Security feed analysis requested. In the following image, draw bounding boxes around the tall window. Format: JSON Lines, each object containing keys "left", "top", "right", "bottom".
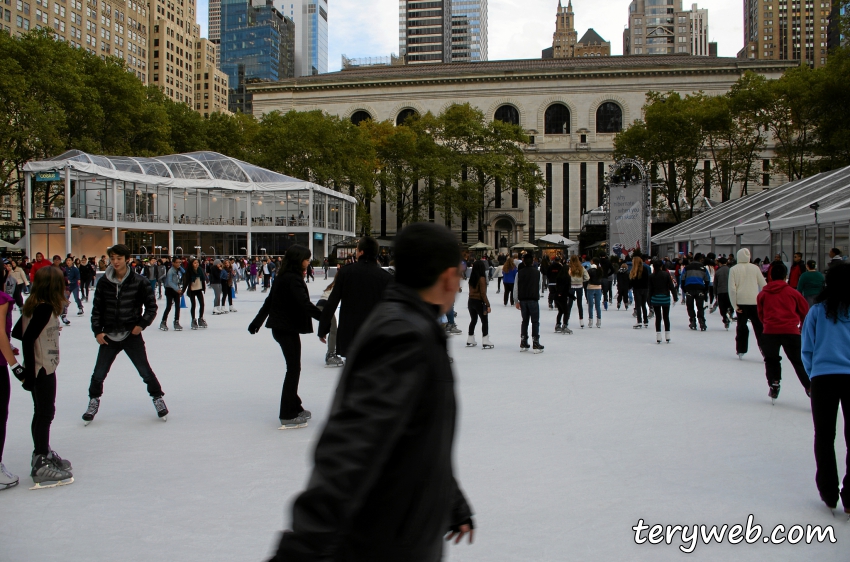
{"left": 544, "top": 103, "right": 570, "bottom": 135}
{"left": 494, "top": 105, "right": 520, "bottom": 126}
{"left": 350, "top": 110, "right": 372, "bottom": 126}
{"left": 396, "top": 108, "right": 418, "bottom": 126}
{"left": 596, "top": 102, "right": 623, "bottom": 133}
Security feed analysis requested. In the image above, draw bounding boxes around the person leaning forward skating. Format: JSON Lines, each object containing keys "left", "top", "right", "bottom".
{"left": 267, "top": 222, "right": 474, "bottom": 562}
{"left": 83, "top": 244, "right": 167, "bottom": 425}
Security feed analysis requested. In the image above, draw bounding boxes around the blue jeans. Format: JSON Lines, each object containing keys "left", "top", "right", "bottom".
{"left": 88, "top": 334, "right": 163, "bottom": 398}
{"left": 446, "top": 303, "right": 456, "bottom": 325}
{"left": 520, "top": 300, "right": 540, "bottom": 340}
{"left": 587, "top": 289, "right": 602, "bottom": 319}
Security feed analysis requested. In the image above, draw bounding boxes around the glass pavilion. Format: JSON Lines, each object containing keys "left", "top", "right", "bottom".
{"left": 652, "top": 165, "right": 850, "bottom": 270}
{"left": 22, "top": 150, "right": 356, "bottom": 260}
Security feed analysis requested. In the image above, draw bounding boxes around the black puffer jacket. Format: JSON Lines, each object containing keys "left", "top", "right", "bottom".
{"left": 270, "top": 282, "right": 472, "bottom": 562}
{"left": 251, "top": 270, "right": 320, "bottom": 334}
{"left": 91, "top": 265, "right": 158, "bottom": 335}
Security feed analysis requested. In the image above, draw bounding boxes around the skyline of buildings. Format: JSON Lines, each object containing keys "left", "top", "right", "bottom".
{"left": 622, "top": 0, "right": 713, "bottom": 56}
{"left": 740, "top": 0, "right": 834, "bottom": 68}
{"left": 543, "top": 0, "right": 611, "bottom": 58}
{"left": 398, "top": 0, "right": 488, "bottom": 64}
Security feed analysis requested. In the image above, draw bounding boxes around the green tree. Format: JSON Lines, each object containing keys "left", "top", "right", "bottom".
{"left": 812, "top": 44, "right": 850, "bottom": 170}
{"left": 204, "top": 111, "right": 259, "bottom": 162}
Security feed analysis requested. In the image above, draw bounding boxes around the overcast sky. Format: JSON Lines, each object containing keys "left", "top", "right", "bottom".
{"left": 194, "top": 0, "right": 745, "bottom": 72}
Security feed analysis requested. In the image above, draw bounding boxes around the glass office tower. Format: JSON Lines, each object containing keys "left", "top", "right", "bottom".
{"left": 399, "top": 0, "right": 488, "bottom": 64}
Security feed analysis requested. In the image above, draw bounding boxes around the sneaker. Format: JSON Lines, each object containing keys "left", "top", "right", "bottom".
{"left": 532, "top": 338, "right": 544, "bottom": 354}
{"left": 325, "top": 353, "right": 344, "bottom": 367}
{"left": 191, "top": 319, "right": 198, "bottom": 330}
{"left": 60, "top": 315, "right": 70, "bottom": 326}
{"left": 152, "top": 396, "right": 168, "bottom": 420}
{"left": 82, "top": 397, "right": 100, "bottom": 425}
{"left": 77, "top": 307, "right": 84, "bottom": 316}
{"left": 173, "top": 321, "right": 183, "bottom": 331}
{"left": 278, "top": 413, "right": 309, "bottom": 429}
{"left": 30, "top": 454, "right": 74, "bottom": 489}
{"left": 0, "top": 462, "right": 19, "bottom": 490}
{"left": 159, "top": 322, "right": 168, "bottom": 331}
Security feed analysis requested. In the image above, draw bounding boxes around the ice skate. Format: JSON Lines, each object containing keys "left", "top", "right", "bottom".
{"left": 82, "top": 397, "right": 100, "bottom": 425}
{"left": 656, "top": 332, "right": 662, "bottom": 344}
{"left": 555, "top": 323, "right": 562, "bottom": 333}
{"left": 520, "top": 337, "right": 530, "bottom": 352}
{"left": 0, "top": 463, "right": 19, "bottom": 490}
{"left": 159, "top": 321, "right": 168, "bottom": 331}
{"left": 580, "top": 320, "right": 584, "bottom": 329}
{"left": 481, "top": 335, "right": 494, "bottom": 349}
{"left": 633, "top": 323, "right": 642, "bottom": 329}
{"left": 212, "top": 307, "right": 223, "bottom": 315}
{"left": 191, "top": 319, "right": 198, "bottom": 330}
{"left": 153, "top": 396, "right": 169, "bottom": 420}
{"left": 596, "top": 318, "right": 601, "bottom": 328}
{"left": 447, "top": 323, "right": 462, "bottom": 335}
{"left": 325, "top": 353, "right": 344, "bottom": 368}
{"left": 768, "top": 382, "right": 780, "bottom": 404}
{"left": 466, "top": 335, "right": 477, "bottom": 347}
{"left": 30, "top": 455, "right": 74, "bottom": 490}
{"left": 278, "top": 413, "right": 308, "bottom": 430}
{"left": 737, "top": 353, "right": 745, "bottom": 360}
{"left": 588, "top": 320, "right": 594, "bottom": 329}
{"left": 173, "top": 321, "right": 183, "bottom": 331}
{"left": 60, "top": 315, "right": 70, "bottom": 326}
{"left": 665, "top": 331, "right": 671, "bottom": 344}
{"left": 77, "top": 307, "right": 84, "bottom": 316}
{"left": 198, "top": 318, "right": 208, "bottom": 328}
{"left": 229, "top": 306, "right": 237, "bottom": 313}
{"left": 699, "top": 321, "right": 707, "bottom": 331}
{"left": 689, "top": 319, "right": 697, "bottom": 330}
{"left": 37, "top": 450, "right": 72, "bottom": 472}
{"left": 532, "top": 337, "right": 544, "bottom": 354}
{"left": 560, "top": 325, "right": 573, "bottom": 335}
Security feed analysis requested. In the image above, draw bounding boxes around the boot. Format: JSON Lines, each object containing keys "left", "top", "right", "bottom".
{"left": 520, "top": 337, "right": 530, "bottom": 351}
{"left": 159, "top": 321, "right": 168, "bottom": 331}
{"left": 77, "top": 306, "right": 84, "bottom": 316}
{"left": 229, "top": 305, "right": 237, "bottom": 313}
{"left": 588, "top": 318, "right": 594, "bottom": 329}
{"left": 466, "top": 335, "right": 477, "bottom": 347}
{"left": 447, "top": 323, "right": 462, "bottom": 335}
{"left": 555, "top": 323, "right": 561, "bottom": 333}
{"left": 665, "top": 331, "right": 671, "bottom": 343}
{"left": 191, "top": 319, "right": 198, "bottom": 330}
{"left": 596, "top": 318, "right": 601, "bottom": 328}
{"left": 173, "top": 320, "right": 183, "bottom": 331}
{"left": 198, "top": 318, "right": 208, "bottom": 328}
{"left": 656, "top": 332, "right": 662, "bottom": 344}
{"left": 481, "top": 335, "right": 494, "bottom": 349}
{"left": 532, "top": 337, "right": 544, "bottom": 354}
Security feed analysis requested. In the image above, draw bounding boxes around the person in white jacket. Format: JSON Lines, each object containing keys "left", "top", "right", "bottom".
{"left": 728, "top": 248, "right": 767, "bottom": 359}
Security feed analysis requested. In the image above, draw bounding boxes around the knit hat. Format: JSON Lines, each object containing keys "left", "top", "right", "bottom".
{"left": 214, "top": 259, "right": 221, "bottom": 266}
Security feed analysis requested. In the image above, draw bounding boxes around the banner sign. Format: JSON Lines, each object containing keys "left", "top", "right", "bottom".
{"left": 607, "top": 159, "right": 651, "bottom": 255}
{"left": 35, "top": 171, "right": 61, "bottom": 182}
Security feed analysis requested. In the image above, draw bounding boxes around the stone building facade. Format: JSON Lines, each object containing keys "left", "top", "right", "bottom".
{"left": 249, "top": 56, "right": 795, "bottom": 248}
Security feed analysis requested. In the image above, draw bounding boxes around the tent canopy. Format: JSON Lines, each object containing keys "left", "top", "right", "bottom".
{"left": 468, "top": 242, "right": 494, "bottom": 250}
{"left": 511, "top": 242, "right": 538, "bottom": 250}
{"left": 538, "top": 234, "right": 578, "bottom": 246}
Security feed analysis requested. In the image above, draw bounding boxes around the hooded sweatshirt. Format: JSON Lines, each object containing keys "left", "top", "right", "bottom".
{"left": 801, "top": 303, "right": 850, "bottom": 378}
{"left": 728, "top": 249, "right": 766, "bottom": 309}
{"left": 757, "top": 280, "right": 809, "bottom": 335}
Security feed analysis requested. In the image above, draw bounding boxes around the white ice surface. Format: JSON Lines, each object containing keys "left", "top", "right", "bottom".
{"left": 1, "top": 280, "right": 847, "bottom": 561}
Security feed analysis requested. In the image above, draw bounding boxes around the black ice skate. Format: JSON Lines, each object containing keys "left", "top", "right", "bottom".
{"left": 173, "top": 321, "right": 183, "bottom": 331}
{"left": 82, "top": 397, "right": 100, "bottom": 425}
{"left": 60, "top": 315, "right": 70, "bottom": 326}
{"left": 532, "top": 338, "right": 544, "bottom": 354}
{"left": 30, "top": 455, "right": 74, "bottom": 490}
{"left": 699, "top": 321, "right": 707, "bottom": 331}
{"left": 325, "top": 353, "right": 344, "bottom": 368}
{"left": 153, "top": 396, "right": 168, "bottom": 420}
{"left": 768, "top": 382, "right": 780, "bottom": 405}
{"left": 520, "top": 337, "right": 530, "bottom": 352}
{"left": 159, "top": 321, "right": 168, "bottom": 331}
{"left": 689, "top": 319, "right": 697, "bottom": 330}
{"left": 198, "top": 318, "right": 208, "bottom": 328}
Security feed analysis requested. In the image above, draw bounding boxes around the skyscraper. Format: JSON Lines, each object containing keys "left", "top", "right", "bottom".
{"left": 543, "top": 1, "right": 610, "bottom": 58}
{"left": 150, "top": 0, "right": 202, "bottom": 105}
{"left": 623, "top": 0, "right": 709, "bottom": 56}
{"left": 399, "top": 0, "right": 488, "bottom": 64}
{"left": 740, "top": 0, "right": 833, "bottom": 68}
{"left": 219, "top": 0, "right": 295, "bottom": 113}
{"left": 273, "top": 0, "right": 327, "bottom": 76}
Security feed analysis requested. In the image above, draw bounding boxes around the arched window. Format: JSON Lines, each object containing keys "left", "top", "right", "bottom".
{"left": 396, "top": 108, "right": 419, "bottom": 126}
{"left": 544, "top": 103, "right": 570, "bottom": 135}
{"left": 494, "top": 105, "right": 520, "bottom": 126}
{"left": 350, "top": 111, "right": 372, "bottom": 126}
{"left": 596, "top": 102, "right": 623, "bottom": 133}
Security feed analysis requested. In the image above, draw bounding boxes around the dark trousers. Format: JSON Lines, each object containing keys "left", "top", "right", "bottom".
{"left": 31, "top": 370, "right": 56, "bottom": 456}
{"left": 263, "top": 274, "right": 271, "bottom": 289}
{"left": 653, "top": 304, "right": 671, "bottom": 332}
{"left": 810, "top": 375, "right": 850, "bottom": 509}
{"left": 0, "top": 366, "right": 8, "bottom": 462}
{"left": 520, "top": 300, "right": 540, "bottom": 340}
{"left": 616, "top": 286, "right": 630, "bottom": 307}
{"left": 88, "top": 334, "right": 164, "bottom": 398}
{"left": 736, "top": 304, "right": 764, "bottom": 355}
{"left": 272, "top": 329, "right": 304, "bottom": 420}
{"left": 686, "top": 290, "right": 706, "bottom": 325}
{"left": 548, "top": 284, "right": 557, "bottom": 307}
{"left": 12, "top": 284, "right": 24, "bottom": 308}
{"left": 497, "top": 277, "right": 502, "bottom": 292}
{"left": 634, "top": 292, "right": 648, "bottom": 324}
{"left": 503, "top": 283, "right": 515, "bottom": 305}
{"left": 717, "top": 292, "right": 733, "bottom": 320}
{"left": 162, "top": 288, "right": 180, "bottom": 323}
{"left": 467, "top": 298, "right": 488, "bottom": 336}
{"left": 569, "top": 287, "right": 584, "bottom": 320}
{"left": 761, "top": 333, "right": 810, "bottom": 390}
{"left": 81, "top": 279, "right": 92, "bottom": 300}
{"left": 220, "top": 285, "right": 232, "bottom": 307}
{"left": 601, "top": 277, "right": 613, "bottom": 303}
{"left": 556, "top": 295, "right": 571, "bottom": 325}
{"left": 188, "top": 289, "right": 205, "bottom": 320}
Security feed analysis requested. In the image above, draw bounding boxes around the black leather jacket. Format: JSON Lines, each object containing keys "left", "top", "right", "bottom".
{"left": 252, "top": 271, "right": 321, "bottom": 334}
{"left": 271, "top": 283, "right": 473, "bottom": 562}
{"left": 91, "top": 266, "right": 158, "bottom": 335}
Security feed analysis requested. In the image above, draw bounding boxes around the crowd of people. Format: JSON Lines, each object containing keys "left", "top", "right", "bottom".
{"left": 0, "top": 231, "right": 848, "bottom": 557}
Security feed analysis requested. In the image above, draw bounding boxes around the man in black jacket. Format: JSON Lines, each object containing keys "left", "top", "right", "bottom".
{"left": 514, "top": 253, "right": 544, "bottom": 352}
{"left": 317, "top": 237, "right": 392, "bottom": 357}
{"left": 83, "top": 244, "right": 167, "bottom": 425}
{"left": 269, "top": 222, "right": 474, "bottom": 562}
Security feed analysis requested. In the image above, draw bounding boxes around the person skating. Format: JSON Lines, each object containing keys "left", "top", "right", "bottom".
{"left": 586, "top": 259, "right": 603, "bottom": 328}
{"left": 220, "top": 260, "right": 236, "bottom": 312}
{"left": 84, "top": 244, "right": 166, "bottom": 425}
{"left": 209, "top": 259, "right": 224, "bottom": 314}
{"left": 248, "top": 245, "right": 322, "bottom": 429}
{"left": 159, "top": 257, "right": 183, "bottom": 331}
{"left": 797, "top": 260, "right": 825, "bottom": 307}
{"left": 502, "top": 255, "right": 518, "bottom": 306}
{"left": 0, "top": 267, "right": 21, "bottom": 490}
{"left": 567, "top": 255, "right": 589, "bottom": 328}
{"left": 17, "top": 266, "right": 74, "bottom": 488}
{"left": 554, "top": 259, "right": 574, "bottom": 334}
{"left": 514, "top": 253, "right": 544, "bottom": 353}
{"left": 757, "top": 263, "right": 811, "bottom": 403}
{"left": 183, "top": 258, "right": 207, "bottom": 330}
{"left": 788, "top": 252, "right": 806, "bottom": 290}
{"left": 649, "top": 259, "right": 678, "bottom": 343}
{"left": 681, "top": 254, "right": 710, "bottom": 331}
{"left": 801, "top": 263, "right": 850, "bottom": 518}
{"left": 545, "top": 256, "right": 561, "bottom": 309}
{"left": 316, "top": 281, "right": 344, "bottom": 367}
{"left": 466, "top": 260, "right": 493, "bottom": 349}
{"left": 267, "top": 222, "right": 473, "bottom": 561}
{"left": 28, "top": 252, "right": 51, "bottom": 283}
{"left": 712, "top": 257, "right": 734, "bottom": 329}
{"left": 629, "top": 256, "right": 649, "bottom": 329}
{"left": 616, "top": 261, "right": 631, "bottom": 310}
{"left": 64, "top": 257, "right": 84, "bottom": 316}
{"left": 317, "top": 237, "right": 392, "bottom": 358}
{"left": 729, "top": 248, "right": 767, "bottom": 359}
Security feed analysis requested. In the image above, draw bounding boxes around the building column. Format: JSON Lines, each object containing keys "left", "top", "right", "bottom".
{"left": 168, "top": 187, "right": 174, "bottom": 256}
{"left": 111, "top": 179, "right": 118, "bottom": 246}
{"left": 246, "top": 191, "right": 252, "bottom": 256}
{"left": 64, "top": 165, "right": 72, "bottom": 256}
{"left": 24, "top": 171, "right": 31, "bottom": 259}
{"left": 308, "top": 188, "right": 314, "bottom": 253}
{"left": 570, "top": 163, "right": 581, "bottom": 237}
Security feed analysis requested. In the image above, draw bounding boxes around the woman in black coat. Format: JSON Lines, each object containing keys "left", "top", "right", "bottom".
{"left": 249, "top": 245, "right": 321, "bottom": 429}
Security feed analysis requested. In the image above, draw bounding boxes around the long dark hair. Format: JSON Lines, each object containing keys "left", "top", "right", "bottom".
{"left": 187, "top": 258, "right": 204, "bottom": 282}
{"left": 23, "top": 266, "right": 67, "bottom": 317}
{"left": 469, "top": 260, "right": 487, "bottom": 288}
{"left": 815, "top": 263, "right": 850, "bottom": 323}
{"left": 281, "top": 245, "right": 312, "bottom": 275}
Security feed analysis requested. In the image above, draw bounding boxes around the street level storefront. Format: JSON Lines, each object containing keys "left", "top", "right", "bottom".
{"left": 652, "top": 165, "right": 850, "bottom": 270}
{"left": 22, "top": 151, "right": 356, "bottom": 259}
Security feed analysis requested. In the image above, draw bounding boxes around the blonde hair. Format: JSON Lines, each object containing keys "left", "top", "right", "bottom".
{"left": 502, "top": 256, "right": 515, "bottom": 272}
{"left": 629, "top": 257, "right": 644, "bottom": 280}
{"left": 569, "top": 255, "right": 583, "bottom": 277}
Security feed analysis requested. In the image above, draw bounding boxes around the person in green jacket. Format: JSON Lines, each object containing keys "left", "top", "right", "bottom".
{"left": 797, "top": 260, "right": 825, "bottom": 307}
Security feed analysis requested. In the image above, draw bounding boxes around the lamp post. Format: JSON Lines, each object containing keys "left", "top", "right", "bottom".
{"left": 194, "top": 246, "right": 202, "bottom": 259}
{"left": 175, "top": 246, "right": 183, "bottom": 256}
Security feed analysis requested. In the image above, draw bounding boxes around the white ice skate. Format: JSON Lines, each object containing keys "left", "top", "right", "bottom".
{"left": 665, "top": 331, "right": 671, "bottom": 344}
{"left": 656, "top": 332, "right": 662, "bottom": 344}
{"left": 229, "top": 306, "right": 237, "bottom": 313}
{"left": 466, "top": 335, "right": 477, "bottom": 347}
{"left": 481, "top": 335, "right": 494, "bottom": 349}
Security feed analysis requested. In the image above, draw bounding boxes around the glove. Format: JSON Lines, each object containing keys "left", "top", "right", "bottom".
{"left": 248, "top": 319, "right": 263, "bottom": 334}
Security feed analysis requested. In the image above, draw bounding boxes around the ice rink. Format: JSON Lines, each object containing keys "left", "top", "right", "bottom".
{"left": 1, "top": 278, "right": 847, "bottom": 561}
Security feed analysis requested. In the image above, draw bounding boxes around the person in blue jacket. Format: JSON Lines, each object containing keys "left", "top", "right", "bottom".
{"left": 680, "top": 254, "right": 710, "bottom": 331}
{"left": 63, "top": 257, "right": 83, "bottom": 317}
{"left": 502, "top": 256, "right": 518, "bottom": 306}
{"left": 801, "top": 263, "right": 850, "bottom": 517}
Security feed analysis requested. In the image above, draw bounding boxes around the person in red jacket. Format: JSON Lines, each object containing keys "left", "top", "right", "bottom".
{"left": 28, "top": 252, "right": 52, "bottom": 283}
{"left": 788, "top": 252, "right": 806, "bottom": 289}
{"left": 757, "top": 262, "right": 810, "bottom": 402}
